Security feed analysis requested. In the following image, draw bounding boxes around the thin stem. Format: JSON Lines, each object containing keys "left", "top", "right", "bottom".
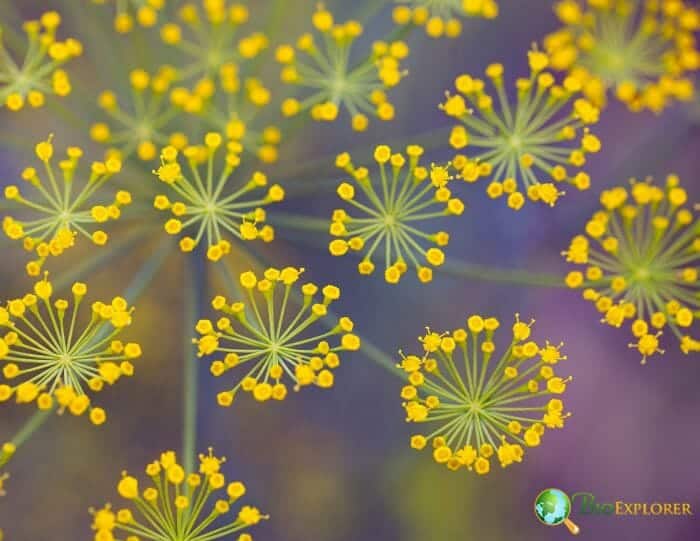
{"left": 183, "top": 252, "right": 205, "bottom": 473}
{"left": 9, "top": 407, "right": 53, "bottom": 450}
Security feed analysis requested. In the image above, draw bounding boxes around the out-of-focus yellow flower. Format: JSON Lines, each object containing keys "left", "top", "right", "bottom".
{"left": 170, "top": 66, "right": 282, "bottom": 164}
{"left": 393, "top": 0, "right": 499, "bottom": 39}
{"left": 544, "top": 0, "right": 699, "bottom": 113}
{"left": 0, "top": 11, "right": 81, "bottom": 111}
{"left": 157, "top": 1, "right": 266, "bottom": 83}
{"left": 92, "top": 66, "right": 185, "bottom": 162}
{"left": 276, "top": 5, "right": 408, "bottom": 130}
{"left": 92, "top": 0, "right": 165, "bottom": 34}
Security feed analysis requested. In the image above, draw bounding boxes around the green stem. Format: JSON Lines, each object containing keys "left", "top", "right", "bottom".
{"left": 183, "top": 252, "right": 205, "bottom": 473}
{"left": 10, "top": 408, "right": 52, "bottom": 448}
{"left": 355, "top": 335, "right": 406, "bottom": 378}
{"left": 269, "top": 212, "right": 328, "bottom": 231}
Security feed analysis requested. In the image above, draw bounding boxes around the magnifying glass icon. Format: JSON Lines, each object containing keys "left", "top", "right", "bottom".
{"left": 534, "top": 488, "right": 580, "bottom": 535}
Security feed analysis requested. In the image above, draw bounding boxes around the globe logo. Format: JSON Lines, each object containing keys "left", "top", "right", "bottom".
{"left": 534, "top": 488, "right": 581, "bottom": 535}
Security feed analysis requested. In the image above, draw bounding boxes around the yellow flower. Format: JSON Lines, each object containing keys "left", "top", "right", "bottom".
{"left": 276, "top": 5, "right": 408, "bottom": 129}
{"left": 544, "top": 0, "right": 699, "bottom": 113}
{"left": 0, "top": 276, "right": 141, "bottom": 424}
{"left": 195, "top": 267, "right": 360, "bottom": 404}
{"left": 92, "top": 66, "right": 182, "bottom": 162}
{"left": 2, "top": 136, "right": 129, "bottom": 276}
{"left": 91, "top": 448, "right": 268, "bottom": 540}
{"left": 157, "top": 1, "right": 264, "bottom": 83}
{"left": 444, "top": 49, "right": 601, "bottom": 209}
{"left": 152, "top": 134, "right": 283, "bottom": 259}
{"left": 563, "top": 175, "right": 700, "bottom": 363}
{"left": 330, "top": 145, "right": 460, "bottom": 284}
{"left": 92, "top": 0, "right": 165, "bottom": 33}
{"left": 400, "top": 314, "right": 571, "bottom": 474}
{"left": 0, "top": 12, "right": 81, "bottom": 111}
{"left": 175, "top": 70, "right": 282, "bottom": 164}
{"left": 148, "top": 1, "right": 280, "bottom": 164}
{"left": 393, "top": 0, "right": 499, "bottom": 39}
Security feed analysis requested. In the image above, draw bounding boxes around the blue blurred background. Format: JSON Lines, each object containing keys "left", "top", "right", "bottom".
{"left": 1, "top": 1, "right": 699, "bottom": 539}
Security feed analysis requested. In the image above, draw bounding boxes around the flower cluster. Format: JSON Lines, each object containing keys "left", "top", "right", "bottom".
{"left": 392, "top": 0, "right": 499, "bottom": 38}
{"left": 563, "top": 175, "right": 700, "bottom": 363}
{"left": 276, "top": 4, "right": 408, "bottom": 131}
{"left": 544, "top": 0, "right": 700, "bottom": 113}
{"left": 158, "top": 1, "right": 267, "bottom": 84}
{"left": 92, "top": 0, "right": 165, "bottom": 34}
{"left": 170, "top": 69, "right": 281, "bottom": 164}
{"left": 195, "top": 267, "right": 361, "bottom": 405}
{"left": 0, "top": 276, "right": 142, "bottom": 425}
{"left": 2, "top": 136, "right": 129, "bottom": 276}
{"left": 152, "top": 0, "right": 280, "bottom": 163}
{"left": 399, "top": 314, "right": 571, "bottom": 474}
{"left": 442, "top": 50, "right": 602, "bottom": 209}
{"left": 91, "top": 449, "right": 267, "bottom": 541}
{"left": 330, "top": 146, "right": 463, "bottom": 284}
{"left": 0, "top": 11, "right": 81, "bottom": 112}
{"left": 91, "top": 66, "right": 184, "bottom": 162}
{"left": 152, "top": 133, "right": 284, "bottom": 261}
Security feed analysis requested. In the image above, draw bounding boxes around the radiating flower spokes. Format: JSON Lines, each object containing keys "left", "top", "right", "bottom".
{"left": 158, "top": 1, "right": 267, "bottom": 84}
{"left": 91, "top": 449, "right": 267, "bottom": 541}
{"left": 169, "top": 67, "right": 282, "bottom": 165}
{"left": 442, "top": 49, "right": 602, "bottom": 210}
{"left": 0, "top": 11, "right": 81, "bottom": 111}
{"left": 194, "top": 266, "right": 360, "bottom": 406}
{"left": 92, "top": 0, "right": 165, "bottom": 34}
{"left": 91, "top": 66, "right": 187, "bottom": 162}
{"left": 399, "top": 314, "right": 571, "bottom": 474}
{"left": 152, "top": 133, "right": 284, "bottom": 261}
{"left": 564, "top": 175, "right": 700, "bottom": 363}
{"left": 276, "top": 4, "right": 408, "bottom": 131}
{"left": 0, "top": 276, "right": 142, "bottom": 425}
{"left": 544, "top": 0, "right": 700, "bottom": 113}
{"left": 2, "top": 136, "right": 130, "bottom": 276}
{"left": 330, "top": 145, "right": 463, "bottom": 284}
{"left": 392, "top": 0, "right": 499, "bottom": 39}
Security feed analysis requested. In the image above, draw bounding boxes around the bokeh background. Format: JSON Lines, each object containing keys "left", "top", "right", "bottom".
{"left": 1, "top": 0, "right": 700, "bottom": 540}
